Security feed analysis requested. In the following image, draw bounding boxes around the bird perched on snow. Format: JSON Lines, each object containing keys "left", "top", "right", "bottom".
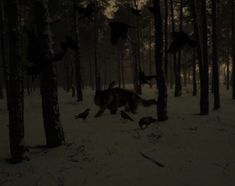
{"left": 120, "top": 110, "right": 134, "bottom": 121}
{"left": 139, "top": 116, "right": 157, "bottom": 129}
{"left": 167, "top": 31, "right": 198, "bottom": 53}
{"left": 75, "top": 108, "right": 90, "bottom": 120}
{"left": 109, "top": 21, "right": 133, "bottom": 45}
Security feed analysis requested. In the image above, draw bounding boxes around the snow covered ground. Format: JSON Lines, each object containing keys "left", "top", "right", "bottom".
{"left": 0, "top": 86, "right": 235, "bottom": 186}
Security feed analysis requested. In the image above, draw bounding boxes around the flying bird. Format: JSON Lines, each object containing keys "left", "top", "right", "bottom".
{"left": 75, "top": 108, "right": 90, "bottom": 120}
{"left": 148, "top": 7, "right": 157, "bottom": 14}
{"left": 76, "top": 2, "right": 96, "bottom": 20}
{"left": 130, "top": 7, "right": 142, "bottom": 16}
{"left": 139, "top": 116, "right": 157, "bottom": 129}
{"left": 109, "top": 21, "right": 132, "bottom": 45}
{"left": 167, "top": 31, "right": 198, "bottom": 53}
{"left": 120, "top": 110, "right": 134, "bottom": 121}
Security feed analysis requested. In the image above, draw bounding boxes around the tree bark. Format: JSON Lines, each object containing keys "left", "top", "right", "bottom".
{"left": 73, "top": 0, "right": 83, "bottom": 102}
{"left": 153, "top": 0, "right": 168, "bottom": 121}
{"left": 211, "top": 0, "right": 220, "bottom": 109}
{"left": 200, "top": 0, "right": 209, "bottom": 115}
{"left": 232, "top": 0, "right": 235, "bottom": 99}
{"left": 192, "top": 49, "right": 197, "bottom": 96}
{"left": 33, "top": 0, "right": 65, "bottom": 147}
{"left": 6, "top": 0, "right": 25, "bottom": 163}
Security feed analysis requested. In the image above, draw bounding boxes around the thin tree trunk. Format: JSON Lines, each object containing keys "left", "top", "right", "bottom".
{"left": 211, "top": 0, "right": 220, "bottom": 109}
{"left": 94, "top": 0, "right": 101, "bottom": 91}
{"left": 200, "top": 0, "right": 209, "bottom": 115}
{"left": 73, "top": 0, "right": 83, "bottom": 102}
{"left": 175, "top": 0, "right": 183, "bottom": 97}
{"left": 6, "top": 0, "right": 25, "bottom": 163}
{"left": 164, "top": 0, "right": 169, "bottom": 84}
{"left": 192, "top": 49, "right": 197, "bottom": 96}
{"left": 34, "top": 0, "right": 65, "bottom": 147}
{"left": 0, "top": 0, "right": 9, "bottom": 102}
{"left": 153, "top": 0, "right": 168, "bottom": 121}
{"left": 232, "top": 0, "right": 235, "bottom": 99}
{"left": 170, "top": 0, "right": 177, "bottom": 91}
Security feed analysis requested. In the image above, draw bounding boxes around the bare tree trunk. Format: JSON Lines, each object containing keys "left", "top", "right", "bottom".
{"left": 175, "top": 0, "right": 183, "bottom": 97}
{"left": 164, "top": 0, "right": 169, "bottom": 84}
{"left": 0, "top": 73, "right": 3, "bottom": 99}
{"left": 211, "top": 0, "right": 220, "bottom": 109}
{"left": 34, "top": 0, "right": 65, "bottom": 147}
{"left": 153, "top": 0, "right": 168, "bottom": 121}
{"left": 94, "top": 0, "right": 101, "bottom": 91}
{"left": 0, "top": 0, "right": 8, "bottom": 101}
{"left": 73, "top": 0, "right": 83, "bottom": 102}
{"left": 170, "top": 0, "right": 177, "bottom": 91}
{"left": 192, "top": 49, "right": 197, "bottom": 96}
{"left": 232, "top": 0, "right": 235, "bottom": 99}
{"left": 200, "top": 0, "right": 209, "bottom": 115}
{"left": 6, "top": 0, "right": 25, "bottom": 163}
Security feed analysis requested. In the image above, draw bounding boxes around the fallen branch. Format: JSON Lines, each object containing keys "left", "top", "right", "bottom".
{"left": 140, "top": 152, "right": 164, "bottom": 168}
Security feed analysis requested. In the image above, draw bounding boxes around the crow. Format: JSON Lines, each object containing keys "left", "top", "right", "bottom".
{"left": 148, "top": 7, "right": 157, "bottom": 14}
{"left": 120, "top": 110, "right": 134, "bottom": 121}
{"left": 167, "top": 31, "right": 198, "bottom": 53}
{"left": 130, "top": 7, "right": 142, "bottom": 16}
{"left": 75, "top": 108, "right": 90, "bottom": 120}
{"left": 76, "top": 2, "right": 96, "bottom": 20}
{"left": 109, "top": 21, "right": 133, "bottom": 45}
{"left": 139, "top": 116, "right": 157, "bottom": 129}
{"left": 108, "top": 80, "right": 116, "bottom": 89}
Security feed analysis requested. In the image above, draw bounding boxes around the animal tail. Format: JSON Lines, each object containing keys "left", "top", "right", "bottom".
{"left": 139, "top": 97, "right": 157, "bottom": 107}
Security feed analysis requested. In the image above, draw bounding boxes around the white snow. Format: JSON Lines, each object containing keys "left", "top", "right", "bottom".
{"left": 0, "top": 86, "right": 235, "bottom": 186}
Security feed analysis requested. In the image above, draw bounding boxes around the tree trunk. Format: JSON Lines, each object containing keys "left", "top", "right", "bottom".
{"left": 175, "top": 0, "right": 183, "bottom": 97}
{"left": 73, "top": 0, "right": 83, "bottom": 102}
{"left": 164, "top": 0, "right": 169, "bottom": 84}
{"left": 169, "top": 0, "right": 177, "bottom": 91}
{"left": 34, "top": 0, "right": 65, "bottom": 147}
{"left": 153, "top": 0, "right": 168, "bottom": 121}
{"left": 200, "top": 0, "right": 209, "bottom": 115}
{"left": 0, "top": 0, "right": 9, "bottom": 101}
{"left": 94, "top": 0, "right": 101, "bottom": 91}
{"left": 232, "top": 0, "right": 235, "bottom": 99}
{"left": 211, "top": 0, "right": 220, "bottom": 109}
{"left": 192, "top": 49, "right": 197, "bottom": 96}
{"left": 6, "top": 0, "right": 25, "bottom": 163}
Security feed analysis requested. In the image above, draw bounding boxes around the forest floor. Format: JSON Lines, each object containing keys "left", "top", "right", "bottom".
{"left": 0, "top": 86, "right": 235, "bottom": 186}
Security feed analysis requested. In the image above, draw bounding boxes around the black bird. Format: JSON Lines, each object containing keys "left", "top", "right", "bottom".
{"left": 130, "top": 7, "right": 142, "bottom": 16}
{"left": 75, "top": 108, "right": 90, "bottom": 120}
{"left": 120, "top": 111, "right": 134, "bottom": 121}
{"left": 108, "top": 80, "right": 116, "bottom": 89}
{"left": 139, "top": 116, "right": 157, "bottom": 129}
{"left": 109, "top": 21, "right": 132, "bottom": 45}
{"left": 76, "top": 2, "right": 96, "bottom": 20}
{"left": 167, "top": 31, "right": 198, "bottom": 53}
{"left": 148, "top": 6, "right": 157, "bottom": 14}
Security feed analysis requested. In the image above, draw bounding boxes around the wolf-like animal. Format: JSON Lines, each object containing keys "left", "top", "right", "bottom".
{"left": 94, "top": 88, "right": 157, "bottom": 117}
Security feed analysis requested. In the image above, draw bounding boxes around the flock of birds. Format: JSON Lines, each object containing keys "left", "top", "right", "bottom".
{"left": 74, "top": 108, "right": 157, "bottom": 130}
{"left": 25, "top": 2, "right": 198, "bottom": 81}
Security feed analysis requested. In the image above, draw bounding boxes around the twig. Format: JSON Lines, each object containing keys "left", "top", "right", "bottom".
{"left": 140, "top": 152, "right": 164, "bottom": 168}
